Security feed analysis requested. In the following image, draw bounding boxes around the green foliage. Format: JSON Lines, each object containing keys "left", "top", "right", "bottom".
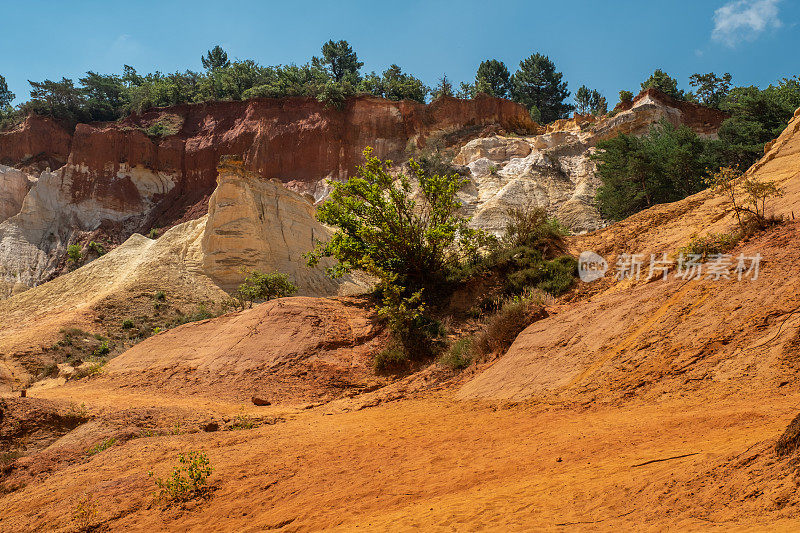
{"left": 86, "top": 437, "right": 116, "bottom": 456}
{"left": 459, "top": 207, "right": 576, "bottom": 298}
{"left": 0, "top": 74, "right": 15, "bottom": 108}
{"left": 67, "top": 244, "right": 83, "bottom": 268}
{"left": 359, "top": 65, "right": 428, "bottom": 103}
{"left": 312, "top": 40, "right": 363, "bottom": 82}
{"left": 154, "top": 291, "right": 166, "bottom": 301}
{"left": 309, "top": 147, "right": 483, "bottom": 296}
{"left": 593, "top": 120, "right": 718, "bottom": 220}
{"left": 618, "top": 90, "right": 634, "bottom": 105}
{"left": 439, "top": 337, "right": 474, "bottom": 370}
{"left": 574, "top": 85, "right": 607, "bottom": 115}
{"left": 373, "top": 343, "right": 411, "bottom": 373}
{"left": 235, "top": 271, "right": 298, "bottom": 308}
{"left": 470, "top": 293, "right": 547, "bottom": 361}
{"left": 309, "top": 148, "right": 484, "bottom": 362}
{"left": 475, "top": 59, "right": 511, "bottom": 98}
{"left": 173, "top": 304, "right": 216, "bottom": 326}
{"left": 717, "top": 78, "right": 800, "bottom": 168}
{"left": 87, "top": 241, "right": 106, "bottom": 257}
{"left": 456, "top": 82, "right": 475, "bottom": 99}
{"left": 121, "top": 319, "right": 134, "bottom": 329}
{"left": 510, "top": 53, "right": 572, "bottom": 123}
{"left": 201, "top": 45, "right": 230, "bottom": 71}
{"left": 688, "top": 72, "right": 732, "bottom": 108}
{"left": 148, "top": 228, "right": 159, "bottom": 239}
{"left": 149, "top": 451, "right": 213, "bottom": 502}
{"left": 640, "top": 69, "right": 684, "bottom": 100}
{"left": 142, "top": 114, "right": 183, "bottom": 137}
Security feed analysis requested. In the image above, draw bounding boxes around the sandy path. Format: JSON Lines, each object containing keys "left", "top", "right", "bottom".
{"left": 2, "top": 384, "right": 798, "bottom": 531}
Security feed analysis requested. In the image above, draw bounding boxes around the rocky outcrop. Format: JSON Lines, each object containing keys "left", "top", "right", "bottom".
{"left": 456, "top": 89, "right": 729, "bottom": 235}
{"left": 201, "top": 158, "right": 366, "bottom": 295}
{"left": 0, "top": 165, "right": 36, "bottom": 224}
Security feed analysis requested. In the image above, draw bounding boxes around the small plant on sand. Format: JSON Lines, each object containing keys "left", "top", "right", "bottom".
{"left": 72, "top": 493, "right": 99, "bottom": 530}
{"left": 230, "top": 413, "right": 256, "bottom": 430}
{"left": 87, "top": 241, "right": 106, "bottom": 257}
{"left": 86, "top": 437, "right": 116, "bottom": 456}
{"left": 149, "top": 451, "right": 213, "bottom": 502}
{"left": 121, "top": 318, "right": 134, "bottom": 329}
{"left": 148, "top": 228, "right": 159, "bottom": 239}
{"left": 676, "top": 232, "right": 741, "bottom": 262}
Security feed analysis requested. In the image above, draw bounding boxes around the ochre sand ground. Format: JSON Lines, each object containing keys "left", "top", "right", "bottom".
{"left": 0, "top": 381, "right": 796, "bottom": 531}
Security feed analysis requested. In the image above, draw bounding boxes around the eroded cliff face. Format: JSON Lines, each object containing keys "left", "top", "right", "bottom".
{"left": 455, "top": 90, "right": 729, "bottom": 234}
{"left": 0, "top": 94, "right": 534, "bottom": 289}
{"left": 0, "top": 115, "right": 72, "bottom": 172}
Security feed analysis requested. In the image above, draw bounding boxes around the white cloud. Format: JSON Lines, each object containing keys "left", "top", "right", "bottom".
{"left": 712, "top": 0, "right": 782, "bottom": 47}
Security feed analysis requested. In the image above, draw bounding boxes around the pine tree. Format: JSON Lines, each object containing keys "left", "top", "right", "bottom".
{"left": 201, "top": 46, "right": 230, "bottom": 71}
{"left": 510, "top": 53, "right": 572, "bottom": 123}
{"left": 475, "top": 59, "right": 510, "bottom": 98}
{"left": 313, "top": 40, "right": 363, "bottom": 82}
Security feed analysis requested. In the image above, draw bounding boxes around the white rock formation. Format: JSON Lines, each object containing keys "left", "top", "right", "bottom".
{"left": 454, "top": 94, "right": 724, "bottom": 235}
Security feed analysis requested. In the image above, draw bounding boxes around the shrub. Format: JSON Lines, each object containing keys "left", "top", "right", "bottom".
{"left": 373, "top": 343, "right": 411, "bottom": 373}
{"left": 439, "top": 337, "right": 474, "bottom": 370}
{"left": 235, "top": 271, "right": 298, "bottom": 308}
{"left": 471, "top": 296, "right": 546, "bottom": 360}
{"left": 141, "top": 114, "right": 183, "bottom": 138}
{"left": 93, "top": 340, "right": 111, "bottom": 356}
{"left": 67, "top": 244, "right": 83, "bottom": 268}
{"left": 707, "top": 165, "right": 785, "bottom": 233}
{"left": 149, "top": 451, "right": 213, "bottom": 502}
{"left": 72, "top": 494, "right": 99, "bottom": 530}
{"left": 677, "top": 232, "right": 741, "bottom": 262}
{"left": 148, "top": 228, "right": 159, "bottom": 239}
{"left": 309, "top": 148, "right": 485, "bottom": 362}
{"left": 154, "top": 291, "right": 166, "bottom": 301}
{"left": 87, "top": 241, "right": 106, "bottom": 257}
{"left": 173, "top": 304, "right": 216, "bottom": 326}
{"left": 121, "top": 319, "right": 134, "bottom": 329}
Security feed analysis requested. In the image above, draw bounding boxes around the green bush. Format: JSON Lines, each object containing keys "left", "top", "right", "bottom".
{"left": 121, "top": 319, "right": 134, "bottom": 329}
{"left": 439, "top": 337, "right": 474, "bottom": 370}
{"left": 87, "top": 241, "right": 106, "bottom": 257}
{"left": 593, "top": 120, "right": 718, "bottom": 221}
{"left": 235, "top": 271, "right": 297, "bottom": 308}
{"left": 309, "top": 148, "right": 485, "bottom": 362}
{"left": 149, "top": 451, "right": 213, "bottom": 502}
{"left": 470, "top": 294, "right": 547, "bottom": 361}
{"left": 67, "top": 244, "right": 83, "bottom": 268}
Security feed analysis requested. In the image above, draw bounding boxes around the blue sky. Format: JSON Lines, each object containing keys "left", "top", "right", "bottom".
{"left": 1, "top": 0, "right": 797, "bottom": 105}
